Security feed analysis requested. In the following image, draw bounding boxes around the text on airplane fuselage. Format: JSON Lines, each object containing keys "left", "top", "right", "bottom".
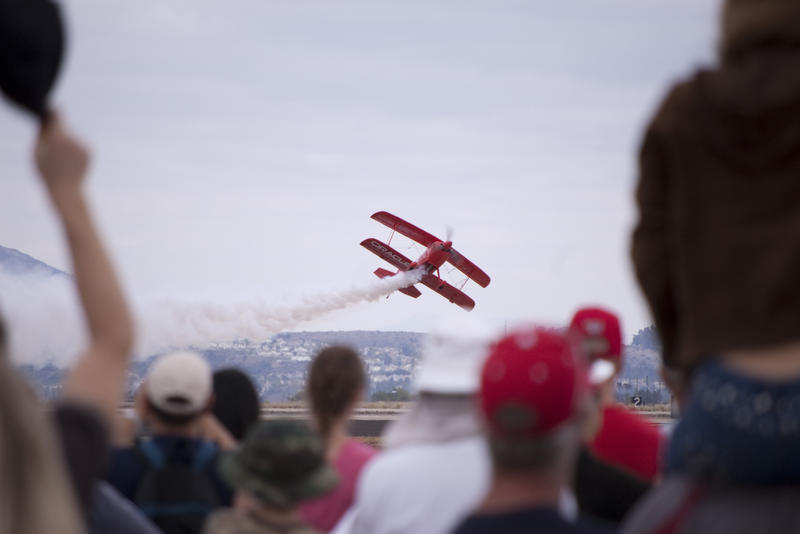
{"left": 369, "top": 241, "right": 411, "bottom": 268}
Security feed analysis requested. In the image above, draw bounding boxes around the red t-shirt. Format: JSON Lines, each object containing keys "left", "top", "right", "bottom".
{"left": 589, "top": 404, "right": 664, "bottom": 480}
{"left": 297, "top": 439, "right": 377, "bottom": 532}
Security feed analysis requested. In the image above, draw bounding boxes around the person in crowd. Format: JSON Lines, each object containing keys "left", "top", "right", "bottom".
{"left": 212, "top": 368, "right": 261, "bottom": 441}
{"left": 452, "top": 327, "right": 612, "bottom": 534}
{"left": 622, "top": 477, "right": 800, "bottom": 534}
{"left": 106, "top": 350, "right": 233, "bottom": 534}
{"left": 574, "top": 358, "right": 651, "bottom": 524}
{"left": 631, "top": 0, "right": 800, "bottom": 484}
{"left": 297, "top": 346, "right": 377, "bottom": 532}
{"left": 569, "top": 306, "right": 664, "bottom": 481}
{"left": 621, "top": 336, "right": 795, "bottom": 533}
{"left": 114, "top": 379, "right": 237, "bottom": 450}
{"left": 0, "top": 316, "right": 84, "bottom": 534}
{"left": 621, "top": 1, "right": 800, "bottom": 531}
{"left": 203, "top": 419, "right": 338, "bottom": 534}
{"left": 0, "top": 113, "right": 136, "bottom": 533}
{"left": 332, "top": 316, "right": 495, "bottom": 534}
{"left": 88, "top": 481, "right": 162, "bottom": 534}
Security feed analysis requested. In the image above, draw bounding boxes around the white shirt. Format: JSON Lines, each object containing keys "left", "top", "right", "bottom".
{"left": 332, "top": 437, "right": 491, "bottom": 534}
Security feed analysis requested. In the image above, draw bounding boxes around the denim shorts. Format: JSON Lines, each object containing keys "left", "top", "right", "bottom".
{"left": 666, "top": 361, "right": 800, "bottom": 484}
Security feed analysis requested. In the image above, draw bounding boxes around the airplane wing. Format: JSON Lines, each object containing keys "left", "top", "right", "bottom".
{"left": 446, "top": 248, "right": 491, "bottom": 288}
{"left": 421, "top": 274, "right": 476, "bottom": 311}
{"left": 371, "top": 211, "right": 441, "bottom": 248}
{"left": 360, "top": 238, "right": 413, "bottom": 271}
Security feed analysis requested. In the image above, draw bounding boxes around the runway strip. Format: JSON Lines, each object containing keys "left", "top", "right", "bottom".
{"left": 262, "top": 406, "right": 674, "bottom": 438}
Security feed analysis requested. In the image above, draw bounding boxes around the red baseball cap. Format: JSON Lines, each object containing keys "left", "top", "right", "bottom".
{"left": 568, "top": 307, "right": 623, "bottom": 363}
{"left": 480, "top": 327, "right": 589, "bottom": 438}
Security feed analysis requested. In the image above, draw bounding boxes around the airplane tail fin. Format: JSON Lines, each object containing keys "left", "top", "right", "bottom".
{"left": 374, "top": 268, "right": 395, "bottom": 279}
{"left": 398, "top": 285, "right": 422, "bottom": 298}
{"left": 373, "top": 268, "right": 421, "bottom": 298}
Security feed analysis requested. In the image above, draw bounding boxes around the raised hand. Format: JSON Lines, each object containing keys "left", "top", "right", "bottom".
{"left": 34, "top": 112, "right": 90, "bottom": 201}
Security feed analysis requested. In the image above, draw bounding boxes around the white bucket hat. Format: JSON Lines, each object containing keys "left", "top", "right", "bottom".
{"left": 415, "top": 315, "right": 498, "bottom": 394}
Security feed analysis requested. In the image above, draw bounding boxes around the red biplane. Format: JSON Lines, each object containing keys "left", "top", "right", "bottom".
{"left": 361, "top": 211, "right": 490, "bottom": 311}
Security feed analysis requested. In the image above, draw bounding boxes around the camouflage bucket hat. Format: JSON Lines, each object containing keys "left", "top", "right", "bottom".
{"left": 220, "top": 420, "right": 339, "bottom": 508}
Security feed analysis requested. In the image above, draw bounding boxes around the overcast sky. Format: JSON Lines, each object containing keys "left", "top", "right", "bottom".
{"left": 0, "top": 0, "right": 722, "bottom": 352}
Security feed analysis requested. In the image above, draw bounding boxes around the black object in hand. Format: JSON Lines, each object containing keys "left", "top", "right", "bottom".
{"left": 0, "top": 0, "right": 65, "bottom": 120}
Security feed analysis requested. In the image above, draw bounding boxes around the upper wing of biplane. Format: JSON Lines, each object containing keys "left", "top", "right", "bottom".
{"left": 360, "top": 238, "right": 413, "bottom": 271}
{"left": 446, "top": 248, "right": 491, "bottom": 288}
{"left": 371, "top": 211, "right": 440, "bottom": 248}
{"left": 421, "top": 274, "right": 476, "bottom": 311}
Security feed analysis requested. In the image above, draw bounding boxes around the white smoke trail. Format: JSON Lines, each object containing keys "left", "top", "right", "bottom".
{"left": 0, "top": 271, "right": 84, "bottom": 366}
{"left": 0, "top": 268, "right": 424, "bottom": 365}
{"left": 137, "top": 268, "right": 425, "bottom": 354}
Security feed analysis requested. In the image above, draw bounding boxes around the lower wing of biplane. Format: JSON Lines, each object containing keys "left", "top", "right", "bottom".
{"left": 420, "top": 273, "right": 475, "bottom": 311}
{"left": 360, "top": 237, "right": 477, "bottom": 311}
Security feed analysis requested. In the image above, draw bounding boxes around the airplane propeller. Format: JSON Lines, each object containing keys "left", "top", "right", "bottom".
{"left": 441, "top": 225, "right": 455, "bottom": 253}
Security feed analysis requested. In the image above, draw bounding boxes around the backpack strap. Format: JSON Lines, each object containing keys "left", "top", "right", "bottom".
{"left": 136, "top": 438, "right": 167, "bottom": 470}
{"left": 652, "top": 484, "right": 708, "bottom": 534}
{"left": 192, "top": 441, "right": 218, "bottom": 472}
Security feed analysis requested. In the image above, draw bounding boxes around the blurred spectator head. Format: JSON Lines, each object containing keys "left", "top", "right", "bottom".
{"left": 569, "top": 306, "right": 623, "bottom": 371}
{"left": 415, "top": 314, "right": 497, "bottom": 395}
{"left": 212, "top": 368, "right": 260, "bottom": 441}
{"left": 480, "top": 327, "right": 590, "bottom": 474}
{"left": 0, "top": 0, "right": 64, "bottom": 118}
{"left": 307, "top": 345, "right": 366, "bottom": 438}
{"left": 145, "top": 351, "right": 212, "bottom": 426}
{"left": 383, "top": 315, "right": 497, "bottom": 448}
{"left": 220, "top": 420, "right": 338, "bottom": 509}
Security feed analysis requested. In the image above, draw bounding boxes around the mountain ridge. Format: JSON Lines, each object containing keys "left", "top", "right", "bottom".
{"left": 0, "top": 245, "right": 69, "bottom": 278}
{"left": 17, "top": 329, "right": 665, "bottom": 403}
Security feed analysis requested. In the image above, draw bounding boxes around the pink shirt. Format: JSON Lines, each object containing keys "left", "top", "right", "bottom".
{"left": 298, "top": 439, "right": 377, "bottom": 532}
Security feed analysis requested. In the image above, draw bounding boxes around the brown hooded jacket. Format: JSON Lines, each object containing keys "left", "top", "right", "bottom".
{"left": 632, "top": 3, "right": 800, "bottom": 374}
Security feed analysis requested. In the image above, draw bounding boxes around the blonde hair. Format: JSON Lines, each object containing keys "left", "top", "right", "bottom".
{"left": 0, "top": 327, "right": 83, "bottom": 534}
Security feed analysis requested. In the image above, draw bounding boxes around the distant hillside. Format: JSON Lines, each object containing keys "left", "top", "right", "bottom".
{"left": 21, "top": 326, "right": 668, "bottom": 404}
{"left": 631, "top": 325, "right": 661, "bottom": 352}
{"left": 618, "top": 325, "right": 666, "bottom": 404}
{"left": 620, "top": 325, "right": 662, "bottom": 381}
{"left": 20, "top": 331, "right": 426, "bottom": 402}
{"left": 5, "top": 244, "right": 669, "bottom": 404}
{"left": 196, "top": 331, "right": 426, "bottom": 401}
{"left": 0, "top": 245, "right": 68, "bottom": 278}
